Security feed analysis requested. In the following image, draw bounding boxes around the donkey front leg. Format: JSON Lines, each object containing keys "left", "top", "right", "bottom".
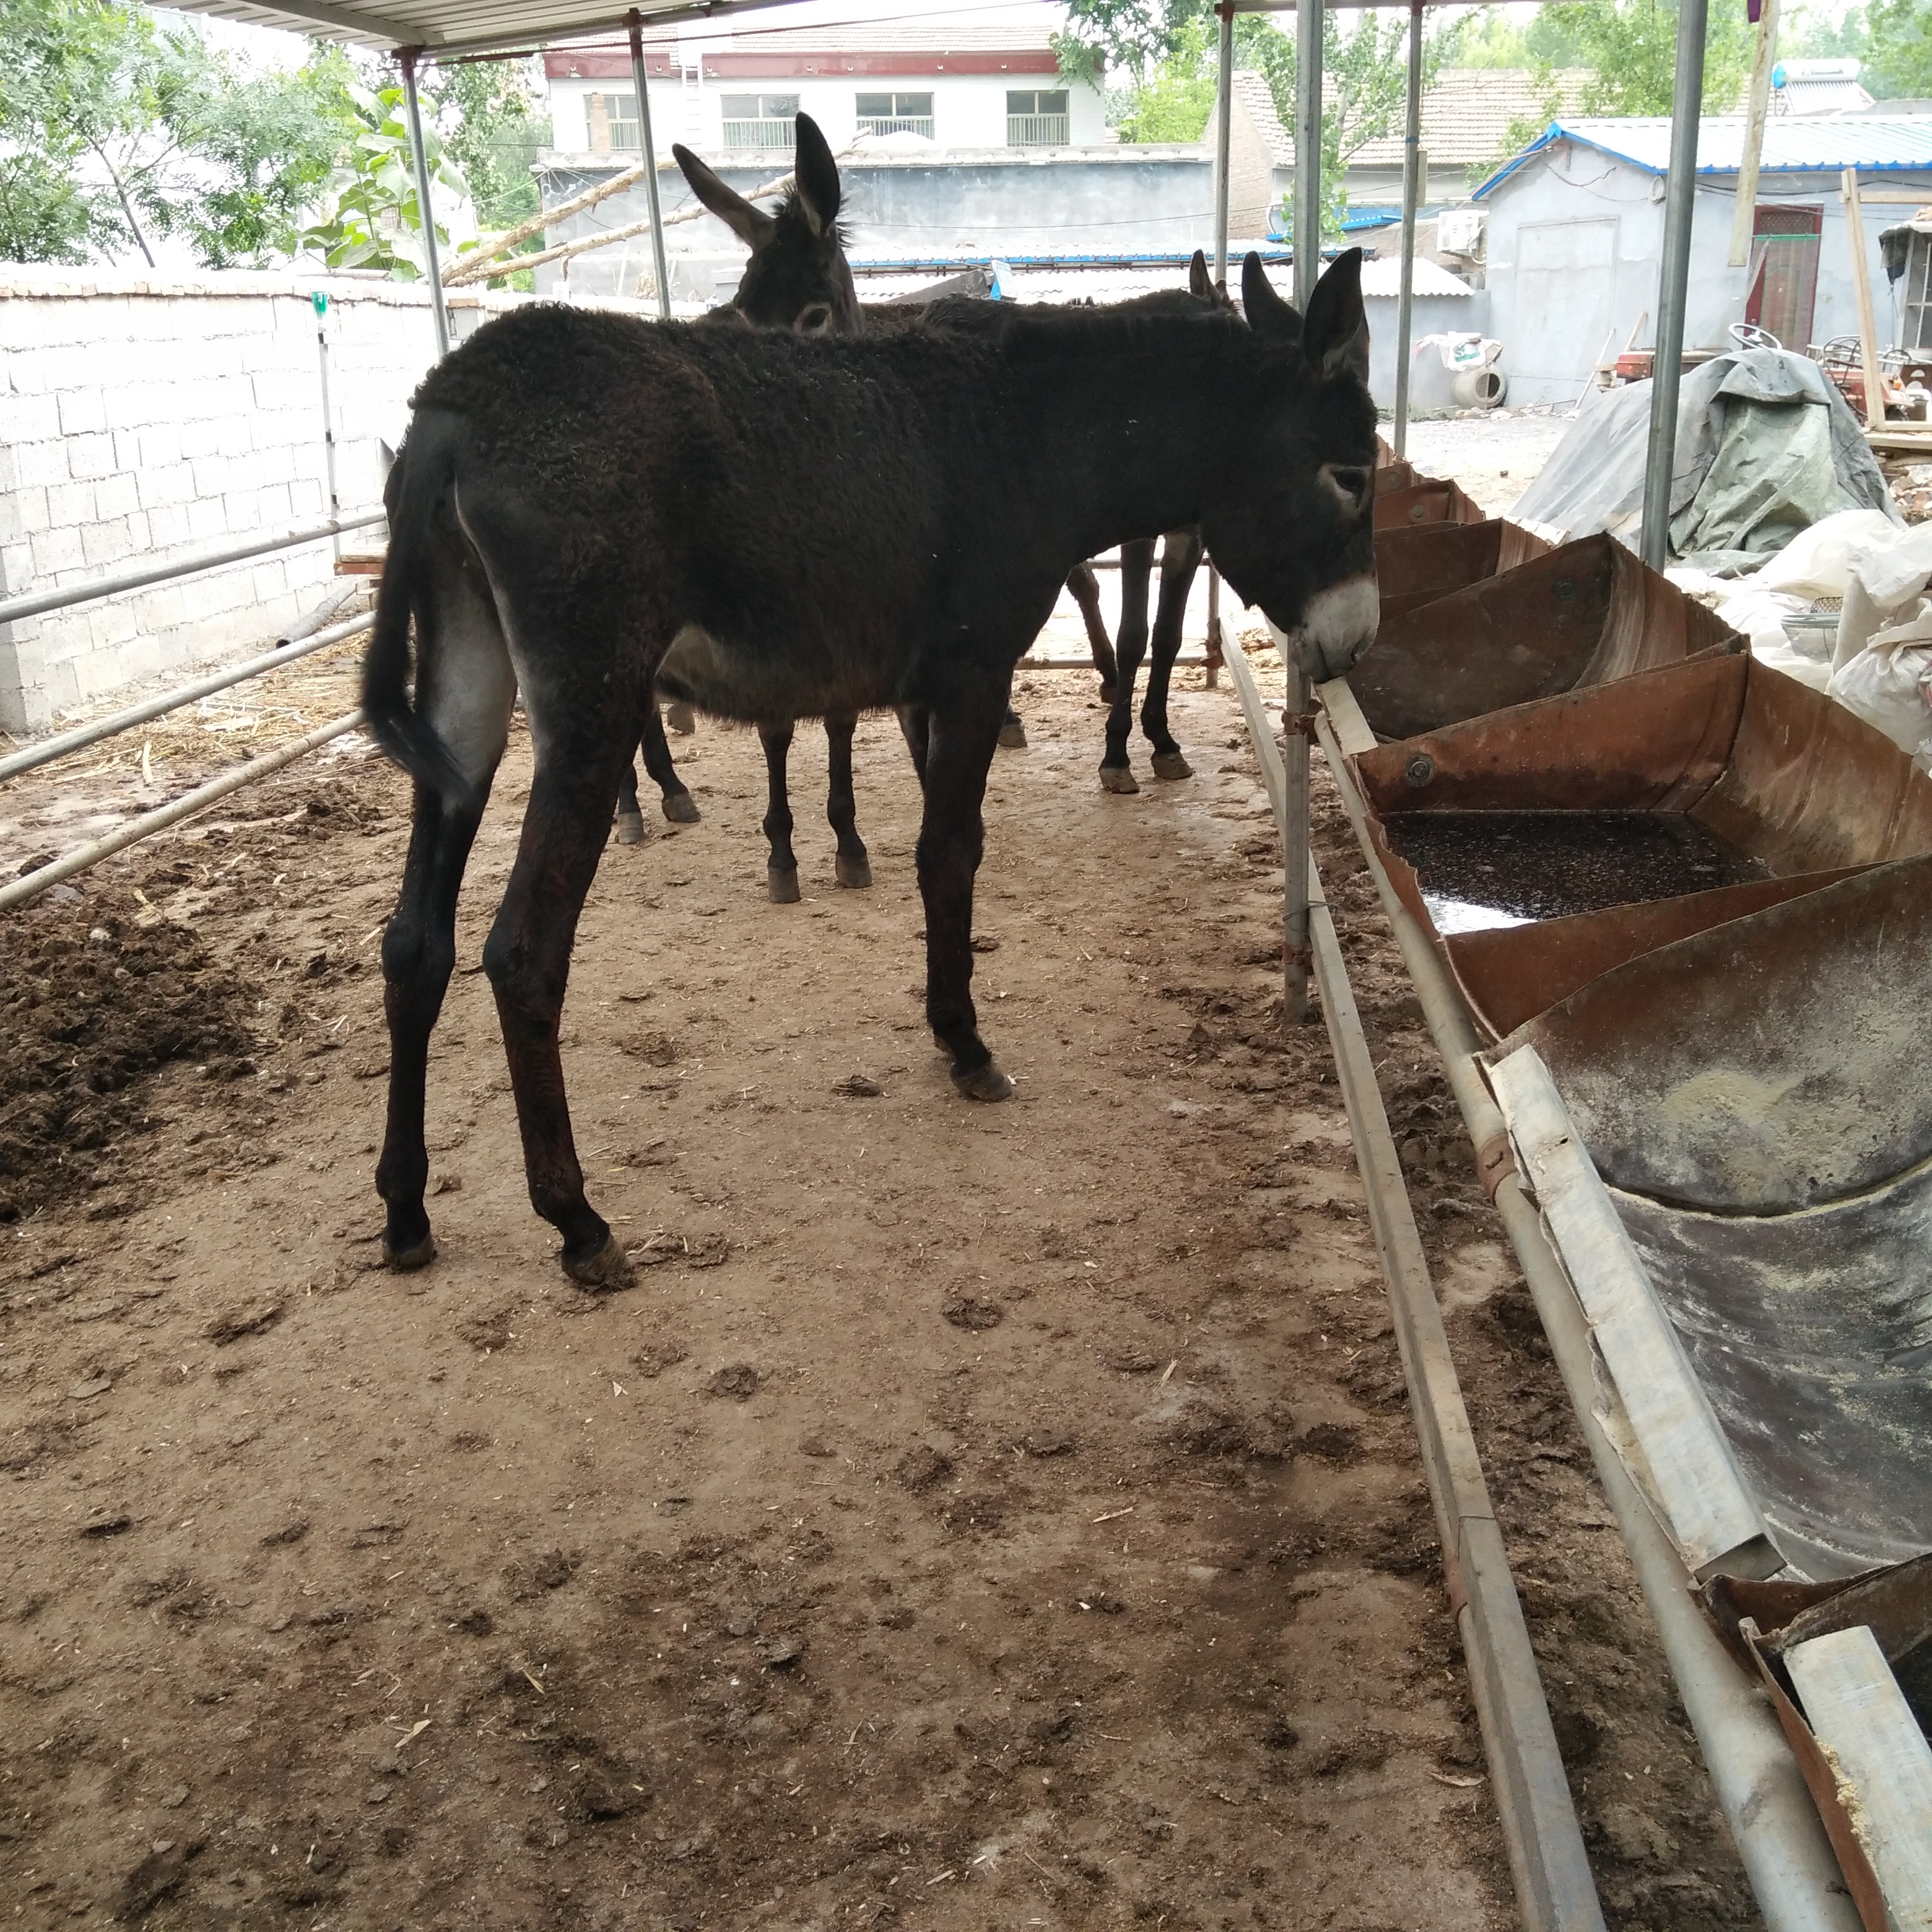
{"left": 1099, "top": 537, "right": 1157, "bottom": 793}
{"left": 760, "top": 720, "right": 801, "bottom": 902}
{"left": 915, "top": 683, "right": 1012, "bottom": 1101}
{"left": 378, "top": 778, "right": 492, "bottom": 1269}
{"left": 613, "top": 757, "right": 648, "bottom": 845}
{"left": 483, "top": 757, "right": 632, "bottom": 1289}
{"left": 640, "top": 702, "right": 700, "bottom": 824}
{"left": 1143, "top": 528, "right": 1205, "bottom": 780}
{"left": 825, "top": 713, "right": 871, "bottom": 888}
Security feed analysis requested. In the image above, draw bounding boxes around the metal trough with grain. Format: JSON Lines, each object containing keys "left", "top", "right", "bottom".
{"left": 1307, "top": 512, "right": 1932, "bottom": 1930}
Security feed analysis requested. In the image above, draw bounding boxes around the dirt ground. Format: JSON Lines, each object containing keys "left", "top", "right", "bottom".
{"left": 0, "top": 437, "right": 1762, "bottom": 1932}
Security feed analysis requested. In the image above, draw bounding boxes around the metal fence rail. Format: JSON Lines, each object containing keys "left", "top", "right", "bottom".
{"left": 1221, "top": 631, "right": 1606, "bottom": 1932}
{"left": 0, "top": 509, "right": 385, "bottom": 628}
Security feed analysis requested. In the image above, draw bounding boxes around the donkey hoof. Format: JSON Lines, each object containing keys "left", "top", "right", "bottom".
{"left": 1099, "top": 684, "right": 1119, "bottom": 706}
{"left": 998, "top": 720, "right": 1028, "bottom": 751}
{"left": 1150, "top": 750, "right": 1193, "bottom": 781}
{"left": 383, "top": 1228, "right": 437, "bottom": 1273}
{"left": 614, "top": 808, "right": 648, "bottom": 845}
{"left": 952, "top": 1061, "right": 1014, "bottom": 1102}
{"left": 835, "top": 853, "right": 873, "bottom": 889}
{"left": 661, "top": 792, "right": 701, "bottom": 824}
{"left": 768, "top": 866, "right": 803, "bottom": 904}
{"left": 564, "top": 1232, "right": 632, "bottom": 1292}
{"left": 666, "top": 702, "right": 697, "bottom": 736}
{"left": 1099, "top": 764, "right": 1139, "bottom": 795}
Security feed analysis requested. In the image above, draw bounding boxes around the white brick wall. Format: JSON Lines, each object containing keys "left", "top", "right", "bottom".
{"left": 0, "top": 268, "right": 537, "bottom": 739}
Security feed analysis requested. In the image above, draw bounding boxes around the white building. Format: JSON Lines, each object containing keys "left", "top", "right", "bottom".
{"left": 544, "top": 16, "right": 1108, "bottom": 160}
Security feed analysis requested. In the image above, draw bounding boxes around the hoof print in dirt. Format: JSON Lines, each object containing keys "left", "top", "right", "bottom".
{"left": 941, "top": 1293, "right": 1003, "bottom": 1331}
{"left": 706, "top": 1362, "right": 760, "bottom": 1402}
{"left": 1298, "top": 1422, "right": 1365, "bottom": 1466}
{"left": 628, "top": 1230, "right": 728, "bottom": 1271}
{"left": 453, "top": 1607, "right": 494, "bottom": 1636}
{"left": 894, "top": 1445, "right": 952, "bottom": 1493}
{"left": 757, "top": 1635, "right": 804, "bottom": 1670}
{"left": 1261, "top": 1717, "right": 1300, "bottom": 1751}
{"left": 798, "top": 1430, "right": 837, "bottom": 1457}
{"left": 80, "top": 1510, "right": 133, "bottom": 1538}
{"left": 1169, "top": 1396, "right": 1297, "bottom": 1462}
{"left": 832, "top": 1073, "right": 882, "bottom": 1097}
{"left": 1105, "top": 1349, "right": 1163, "bottom": 1373}
{"left": 260, "top": 1518, "right": 308, "bottom": 1547}
{"left": 349, "top": 1519, "right": 406, "bottom": 1550}
{"left": 120, "top": 1840, "right": 195, "bottom": 1917}
{"left": 204, "top": 1299, "right": 282, "bottom": 1345}
{"left": 1022, "top": 1429, "right": 1077, "bottom": 1457}
{"left": 1074, "top": 1586, "right": 1126, "bottom": 1614}
{"left": 532, "top": 1547, "right": 579, "bottom": 1591}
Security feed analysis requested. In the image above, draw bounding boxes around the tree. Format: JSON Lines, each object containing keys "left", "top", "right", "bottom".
{"left": 1093, "top": 2, "right": 1448, "bottom": 234}
{"left": 429, "top": 56, "right": 547, "bottom": 240}
{"left": 0, "top": 0, "right": 352, "bottom": 266}
{"left": 1865, "top": 0, "right": 1932, "bottom": 98}
{"left": 1541, "top": 0, "right": 1752, "bottom": 115}
{"left": 296, "top": 80, "right": 469, "bottom": 281}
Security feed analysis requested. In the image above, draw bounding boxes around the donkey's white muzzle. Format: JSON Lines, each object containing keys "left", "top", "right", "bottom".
{"left": 1282, "top": 574, "right": 1379, "bottom": 682}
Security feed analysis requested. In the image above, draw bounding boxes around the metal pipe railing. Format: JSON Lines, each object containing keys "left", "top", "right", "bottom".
{"left": 629, "top": 8, "right": 674, "bottom": 320}
{"left": 0, "top": 710, "right": 365, "bottom": 913}
{"left": 0, "top": 510, "right": 385, "bottom": 629}
{"left": 1223, "top": 633, "right": 1604, "bottom": 1930}
{"left": 1314, "top": 682, "right": 1861, "bottom": 1932}
{"left": 1392, "top": 0, "right": 1425, "bottom": 458}
{"left": 0, "top": 614, "right": 373, "bottom": 784}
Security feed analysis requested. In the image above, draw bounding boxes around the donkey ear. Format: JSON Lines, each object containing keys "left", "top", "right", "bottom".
{"left": 792, "top": 113, "right": 841, "bottom": 237}
{"left": 1188, "top": 249, "right": 1212, "bottom": 300}
{"left": 1302, "top": 246, "right": 1370, "bottom": 383}
{"left": 1240, "top": 252, "right": 1301, "bottom": 342}
{"left": 674, "top": 142, "right": 777, "bottom": 253}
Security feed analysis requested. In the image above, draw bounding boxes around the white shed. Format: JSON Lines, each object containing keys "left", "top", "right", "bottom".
{"left": 1471, "top": 116, "right": 1932, "bottom": 407}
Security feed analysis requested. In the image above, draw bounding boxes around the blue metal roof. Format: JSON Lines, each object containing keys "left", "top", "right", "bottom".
{"left": 1471, "top": 114, "right": 1932, "bottom": 199}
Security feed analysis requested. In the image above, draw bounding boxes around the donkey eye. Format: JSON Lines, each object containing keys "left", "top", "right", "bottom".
{"left": 1322, "top": 464, "right": 1373, "bottom": 511}
{"left": 796, "top": 303, "right": 833, "bottom": 336}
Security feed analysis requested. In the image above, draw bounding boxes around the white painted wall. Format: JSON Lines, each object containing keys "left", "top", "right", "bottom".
{"left": 0, "top": 270, "right": 469, "bottom": 737}
{"left": 547, "top": 71, "right": 1108, "bottom": 155}
{"left": 1480, "top": 145, "right": 1932, "bottom": 406}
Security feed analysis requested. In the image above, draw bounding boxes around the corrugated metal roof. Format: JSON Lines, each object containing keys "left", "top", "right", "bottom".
{"left": 1474, "top": 114, "right": 1932, "bottom": 197}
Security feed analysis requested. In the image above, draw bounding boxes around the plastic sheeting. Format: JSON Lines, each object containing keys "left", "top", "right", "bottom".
{"left": 1510, "top": 349, "right": 1901, "bottom": 569}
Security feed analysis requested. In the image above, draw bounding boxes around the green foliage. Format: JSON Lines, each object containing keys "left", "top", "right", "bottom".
{"left": 1782, "top": 2, "right": 1871, "bottom": 58}
{"left": 429, "top": 56, "right": 546, "bottom": 238}
{"left": 1866, "top": 0, "right": 1932, "bottom": 97}
{"left": 296, "top": 80, "right": 467, "bottom": 281}
{"left": 1542, "top": 0, "right": 1752, "bottom": 114}
{"left": 0, "top": 0, "right": 352, "bottom": 267}
{"left": 1112, "top": 12, "right": 1217, "bottom": 141}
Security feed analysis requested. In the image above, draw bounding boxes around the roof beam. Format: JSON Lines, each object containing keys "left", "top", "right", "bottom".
{"left": 157, "top": 0, "right": 432, "bottom": 44}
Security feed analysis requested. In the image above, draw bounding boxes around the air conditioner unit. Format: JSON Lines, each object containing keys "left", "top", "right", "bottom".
{"left": 1437, "top": 207, "right": 1487, "bottom": 257}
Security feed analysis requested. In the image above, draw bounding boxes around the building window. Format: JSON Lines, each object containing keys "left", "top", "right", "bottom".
{"left": 720, "top": 94, "right": 799, "bottom": 150}
{"left": 856, "top": 91, "right": 934, "bottom": 139}
{"left": 1007, "top": 89, "right": 1069, "bottom": 146}
{"left": 586, "top": 90, "right": 639, "bottom": 154}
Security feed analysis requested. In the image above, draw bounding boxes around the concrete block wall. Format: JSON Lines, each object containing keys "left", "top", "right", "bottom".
{"left": 0, "top": 269, "right": 523, "bottom": 739}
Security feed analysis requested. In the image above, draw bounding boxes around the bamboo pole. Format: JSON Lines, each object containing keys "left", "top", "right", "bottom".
{"left": 1729, "top": 0, "right": 1781, "bottom": 268}
{"left": 1843, "top": 168, "right": 1888, "bottom": 429}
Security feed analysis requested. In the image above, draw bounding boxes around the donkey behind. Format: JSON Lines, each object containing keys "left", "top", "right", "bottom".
{"left": 363, "top": 252, "right": 1380, "bottom": 1285}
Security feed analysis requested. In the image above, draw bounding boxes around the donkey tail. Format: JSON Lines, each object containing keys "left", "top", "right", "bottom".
{"left": 360, "top": 417, "right": 479, "bottom": 809}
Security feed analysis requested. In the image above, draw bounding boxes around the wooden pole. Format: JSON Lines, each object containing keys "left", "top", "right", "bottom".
{"left": 1282, "top": 657, "right": 1311, "bottom": 1022}
{"left": 1729, "top": 0, "right": 1781, "bottom": 268}
{"left": 1843, "top": 167, "right": 1888, "bottom": 429}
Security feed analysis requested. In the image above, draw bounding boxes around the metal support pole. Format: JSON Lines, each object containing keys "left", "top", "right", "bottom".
{"left": 313, "top": 294, "right": 341, "bottom": 560}
{"left": 1393, "top": 0, "right": 1425, "bottom": 457}
{"left": 1281, "top": 656, "right": 1310, "bottom": 1021}
{"left": 399, "top": 49, "right": 451, "bottom": 360}
{"left": 1729, "top": 0, "right": 1780, "bottom": 267}
{"left": 1293, "top": 0, "right": 1324, "bottom": 310}
{"left": 628, "top": 9, "right": 674, "bottom": 319}
{"left": 1204, "top": 567, "right": 1222, "bottom": 689}
{"left": 1637, "top": 0, "right": 1707, "bottom": 570}
{"left": 1212, "top": 0, "right": 1235, "bottom": 287}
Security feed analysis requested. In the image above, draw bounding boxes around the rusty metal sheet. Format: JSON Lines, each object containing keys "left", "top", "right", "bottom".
{"left": 1357, "top": 534, "right": 1739, "bottom": 741}
{"left": 1375, "top": 456, "right": 1419, "bottom": 495}
{"left": 1373, "top": 478, "right": 1487, "bottom": 532}
{"left": 1373, "top": 519, "right": 1559, "bottom": 630}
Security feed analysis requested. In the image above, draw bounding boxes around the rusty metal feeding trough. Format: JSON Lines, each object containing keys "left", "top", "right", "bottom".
{"left": 1313, "top": 539, "right": 1932, "bottom": 1929}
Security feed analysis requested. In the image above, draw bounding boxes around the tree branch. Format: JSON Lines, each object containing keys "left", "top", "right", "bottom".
{"left": 87, "top": 136, "right": 155, "bottom": 266}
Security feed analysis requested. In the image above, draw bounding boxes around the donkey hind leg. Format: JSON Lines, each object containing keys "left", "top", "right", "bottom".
{"left": 482, "top": 723, "right": 639, "bottom": 1289}
{"left": 641, "top": 700, "right": 700, "bottom": 823}
{"left": 613, "top": 754, "right": 648, "bottom": 845}
{"left": 916, "top": 678, "right": 1014, "bottom": 1101}
{"left": 998, "top": 706, "right": 1027, "bottom": 751}
{"left": 897, "top": 704, "right": 932, "bottom": 789}
{"left": 1100, "top": 537, "right": 1157, "bottom": 794}
{"left": 1066, "top": 562, "right": 1120, "bottom": 703}
{"left": 825, "top": 713, "right": 871, "bottom": 888}
{"left": 1144, "top": 528, "right": 1205, "bottom": 781}
{"left": 376, "top": 609, "right": 517, "bottom": 1271}
{"left": 761, "top": 720, "right": 801, "bottom": 903}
